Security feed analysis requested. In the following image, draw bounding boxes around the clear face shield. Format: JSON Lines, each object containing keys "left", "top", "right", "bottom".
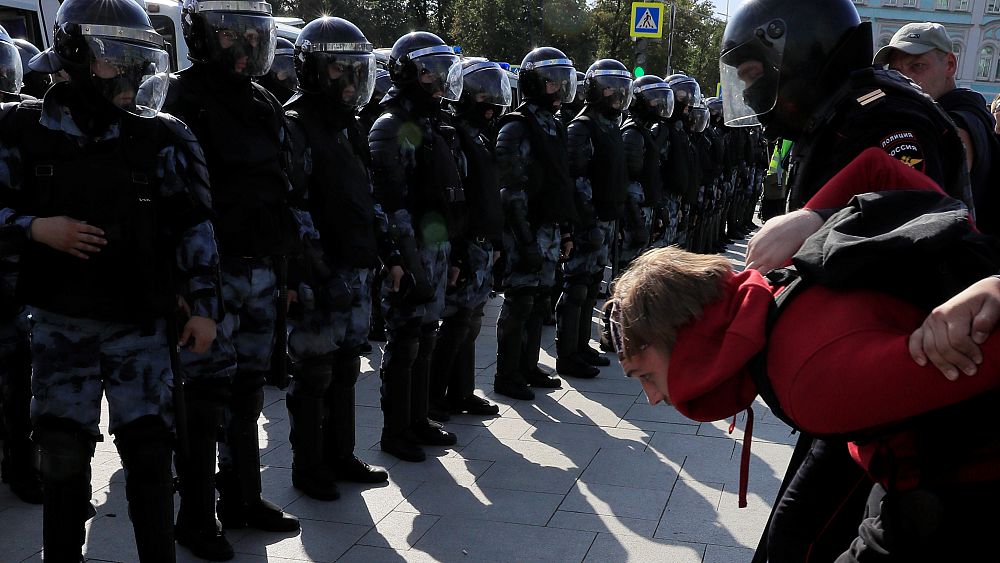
{"left": 267, "top": 52, "right": 297, "bottom": 92}
{"left": 588, "top": 69, "right": 633, "bottom": 112}
{"left": 687, "top": 106, "right": 709, "bottom": 132}
{"left": 719, "top": 22, "right": 785, "bottom": 127}
{"left": 634, "top": 82, "right": 674, "bottom": 119}
{"left": 203, "top": 10, "right": 276, "bottom": 77}
{"left": 671, "top": 81, "right": 701, "bottom": 114}
{"left": 532, "top": 59, "right": 577, "bottom": 103}
{"left": 409, "top": 45, "right": 462, "bottom": 100}
{"left": 85, "top": 35, "right": 170, "bottom": 117}
{"left": 453, "top": 62, "right": 513, "bottom": 107}
{"left": 312, "top": 51, "right": 376, "bottom": 107}
{"left": 0, "top": 41, "right": 22, "bottom": 95}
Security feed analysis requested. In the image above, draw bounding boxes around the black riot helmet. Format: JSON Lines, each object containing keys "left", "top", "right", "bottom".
{"left": 451, "top": 59, "right": 512, "bottom": 129}
{"left": 686, "top": 101, "right": 709, "bottom": 133}
{"left": 388, "top": 31, "right": 462, "bottom": 107}
{"left": 518, "top": 47, "right": 577, "bottom": 110}
{"left": 582, "top": 59, "right": 633, "bottom": 119}
{"left": 705, "top": 96, "right": 725, "bottom": 126}
{"left": 719, "top": 0, "right": 870, "bottom": 138}
{"left": 181, "top": 0, "right": 276, "bottom": 79}
{"left": 373, "top": 68, "right": 391, "bottom": 102}
{"left": 13, "top": 38, "right": 50, "bottom": 98}
{"left": 32, "top": 0, "right": 171, "bottom": 117}
{"left": 665, "top": 73, "right": 701, "bottom": 117}
{"left": 629, "top": 74, "right": 674, "bottom": 122}
{"left": 258, "top": 36, "right": 296, "bottom": 102}
{"left": 294, "top": 16, "right": 376, "bottom": 110}
{"left": 0, "top": 25, "right": 21, "bottom": 97}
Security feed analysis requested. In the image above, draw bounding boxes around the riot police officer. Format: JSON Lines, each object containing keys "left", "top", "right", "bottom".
{"left": 621, "top": 74, "right": 673, "bottom": 262}
{"left": 12, "top": 38, "right": 50, "bottom": 98}
{"left": 686, "top": 100, "right": 714, "bottom": 253}
{"left": 258, "top": 36, "right": 297, "bottom": 103}
{"left": 662, "top": 73, "right": 700, "bottom": 250}
{"left": 165, "top": 0, "right": 301, "bottom": 558}
{"left": 494, "top": 47, "right": 579, "bottom": 400}
{"left": 369, "top": 31, "right": 464, "bottom": 461}
{"left": 358, "top": 67, "right": 391, "bottom": 134}
{"left": 0, "top": 23, "right": 42, "bottom": 507}
{"left": 721, "top": 1, "right": 972, "bottom": 561}
{"left": 0, "top": 0, "right": 220, "bottom": 559}
{"left": 428, "top": 59, "right": 510, "bottom": 421}
{"left": 557, "top": 59, "right": 632, "bottom": 378}
{"left": 282, "top": 16, "right": 389, "bottom": 500}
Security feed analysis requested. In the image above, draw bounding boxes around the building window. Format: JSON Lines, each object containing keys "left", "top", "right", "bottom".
{"left": 989, "top": 0, "right": 1000, "bottom": 13}
{"left": 936, "top": 0, "right": 949, "bottom": 8}
{"left": 955, "top": 0, "right": 970, "bottom": 10}
{"left": 978, "top": 45, "right": 995, "bottom": 80}
{"left": 954, "top": 41, "right": 963, "bottom": 76}
{"left": 883, "top": 0, "right": 897, "bottom": 5}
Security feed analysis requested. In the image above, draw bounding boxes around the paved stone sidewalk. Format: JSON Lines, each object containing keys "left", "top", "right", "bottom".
{"left": 0, "top": 237, "right": 796, "bottom": 562}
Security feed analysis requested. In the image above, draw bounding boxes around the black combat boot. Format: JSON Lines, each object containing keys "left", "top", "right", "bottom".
{"left": 380, "top": 335, "right": 426, "bottom": 462}
{"left": 328, "top": 353, "right": 388, "bottom": 483}
{"left": 287, "top": 361, "right": 340, "bottom": 501}
{"left": 116, "top": 417, "right": 176, "bottom": 563}
{"left": 495, "top": 289, "right": 536, "bottom": 400}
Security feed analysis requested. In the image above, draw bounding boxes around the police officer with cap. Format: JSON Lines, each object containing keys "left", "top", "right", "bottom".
{"left": 722, "top": 1, "right": 972, "bottom": 561}
{"left": 258, "top": 36, "right": 297, "bottom": 103}
{"left": 557, "top": 58, "right": 632, "bottom": 378}
{"left": 621, "top": 74, "right": 673, "bottom": 258}
{"left": 282, "top": 15, "right": 389, "bottom": 500}
{"left": 427, "top": 58, "right": 509, "bottom": 421}
{"left": 369, "top": 30, "right": 464, "bottom": 461}
{"left": 164, "top": 0, "right": 301, "bottom": 558}
{"left": 494, "top": 47, "right": 579, "bottom": 400}
{"left": 0, "top": 0, "right": 220, "bottom": 558}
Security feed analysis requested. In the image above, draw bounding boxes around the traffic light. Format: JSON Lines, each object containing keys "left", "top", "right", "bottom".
{"left": 634, "top": 66, "right": 646, "bottom": 77}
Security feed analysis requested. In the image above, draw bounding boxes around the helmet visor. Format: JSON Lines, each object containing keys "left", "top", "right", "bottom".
{"left": 459, "top": 62, "right": 512, "bottom": 107}
{"left": 634, "top": 83, "right": 674, "bottom": 119}
{"left": 535, "top": 63, "right": 577, "bottom": 103}
{"left": 671, "top": 81, "right": 701, "bottom": 110}
{"left": 268, "top": 53, "right": 297, "bottom": 92}
{"left": 86, "top": 37, "right": 170, "bottom": 117}
{"left": 589, "top": 71, "right": 633, "bottom": 111}
{"left": 313, "top": 52, "right": 376, "bottom": 107}
{"left": 719, "top": 34, "right": 784, "bottom": 127}
{"left": 203, "top": 12, "right": 276, "bottom": 77}
{"left": 687, "top": 106, "right": 709, "bottom": 133}
{"left": 412, "top": 51, "right": 462, "bottom": 100}
{"left": 0, "top": 41, "right": 22, "bottom": 95}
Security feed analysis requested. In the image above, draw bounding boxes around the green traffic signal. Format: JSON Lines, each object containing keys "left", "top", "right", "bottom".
{"left": 634, "top": 66, "right": 645, "bottom": 77}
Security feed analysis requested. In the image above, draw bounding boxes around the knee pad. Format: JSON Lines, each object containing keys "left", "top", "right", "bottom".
{"left": 114, "top": 416, "right": 173, "bottom": 479}
{"left": 231, "top": 370, "right": 266, "bottom": 398}
{"left": 33, "top": 417, "right": 96, "bottom": 483}
{"left": 184, "top": 378, "right": 231, "bottom": 405}
{"left": 290, "top": 359, "right": 334, "bottom": 396}
{"left": 332, "top": 354, "right": 361, "bottom": 388}
{"left": 559, "top": 284, "right": 589, "bottom": 309}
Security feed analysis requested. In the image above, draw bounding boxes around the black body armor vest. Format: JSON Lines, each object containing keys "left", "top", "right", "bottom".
{"left": 9, "top": 100, "right": 171, "bottom": 322}
{"left": 454, "top": 124, "right": 503, "bottom": 242}
{"left": 168, "top": 68, "right": 296, "bottom": 257}
{"left": 622, "top": 118, "right": 664, "bottom": 208}
{"left": 574, "top": 114, "right": 627, "bottom": 221}
{"left": 286, "top": 98, "right": 379, "bottom": 268}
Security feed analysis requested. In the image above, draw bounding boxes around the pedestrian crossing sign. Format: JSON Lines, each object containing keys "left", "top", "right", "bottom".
{"left": 631, "top": 2, "right": 663, "bottom": 39}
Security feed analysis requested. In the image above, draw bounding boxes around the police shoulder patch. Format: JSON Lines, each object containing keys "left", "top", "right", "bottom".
{"left": 879, "top": 130, "right": 926, "bottom": 172}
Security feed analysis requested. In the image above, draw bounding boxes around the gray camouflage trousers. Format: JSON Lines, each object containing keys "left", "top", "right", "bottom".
{"left": 501, "top": 224, "right": 561, "bottom": 291}
{"left": 288, "top": 267, "right": 372, "bottom": 361}
{"left": 28, "top": 308, "right": 173, "bottom": 436}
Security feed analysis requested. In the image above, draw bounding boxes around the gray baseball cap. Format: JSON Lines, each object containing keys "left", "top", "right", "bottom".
{"left": 874, "top": 22, "right": 953, "bottom": 65}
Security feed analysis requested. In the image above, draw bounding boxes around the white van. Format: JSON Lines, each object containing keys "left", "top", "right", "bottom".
{"left": 0, "top": 0, "right": 57, "bottom": 49}
{"left": 0, "top": 0, "right": 301, "bottom": 72}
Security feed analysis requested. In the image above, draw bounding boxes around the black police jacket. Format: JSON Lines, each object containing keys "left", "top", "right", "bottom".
{"left": 285, "top": 95, "right": 379, "bottom": 269}
{"left": 454, "top": 122, "right": 503, "bottom": 245}
{"left": 495, "top": 103, "right": 578, "bottom": 227}
{"left": 165, "top": 64, "right": 298, "bottom": 258}
{"left": 2, "top": 99, "right": 210, "bottom": 322}
{"left": 664, "top": 118, "right": 698, "bottom": 204}
{"left": 937, "top": 87, "right": 1000, "bottom": 233}
{"left": 786, "top": 67, "right": 971, "bottom": 212}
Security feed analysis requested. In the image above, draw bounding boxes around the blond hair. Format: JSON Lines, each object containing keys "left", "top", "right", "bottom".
{"left": 610, "top": 246, "right": 732, "bottom": 357}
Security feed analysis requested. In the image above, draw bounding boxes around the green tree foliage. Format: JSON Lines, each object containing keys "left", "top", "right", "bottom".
{"left": 274, "top": 0, "right": 723, "bottom": 91}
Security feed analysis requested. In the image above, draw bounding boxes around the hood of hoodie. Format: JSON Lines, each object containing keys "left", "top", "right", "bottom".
{"left": 667, "top": 269, "right": 774, "bottom": 422}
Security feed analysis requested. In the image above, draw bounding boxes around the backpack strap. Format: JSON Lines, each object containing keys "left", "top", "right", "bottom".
{"left": 747, "top": 268, "right": 809, "bottom": 432}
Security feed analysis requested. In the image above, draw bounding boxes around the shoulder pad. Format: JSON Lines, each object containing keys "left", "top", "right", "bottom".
{"left": 156, "top": 112, "right": 213, "bottom": 211}
{"left": 498, "top": 110, "right": 527, "bottom": 127}
{"left": 369, "top": 111, "right": 404, "bottom": 141}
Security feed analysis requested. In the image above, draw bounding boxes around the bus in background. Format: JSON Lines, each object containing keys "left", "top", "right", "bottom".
{"left": 0, "top": 0, "right": 57, "bottom": 49}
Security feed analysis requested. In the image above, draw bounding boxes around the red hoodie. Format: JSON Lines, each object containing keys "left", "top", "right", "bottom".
{"left": 664, "top": 148, "right": 1000, "bottom": 496}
